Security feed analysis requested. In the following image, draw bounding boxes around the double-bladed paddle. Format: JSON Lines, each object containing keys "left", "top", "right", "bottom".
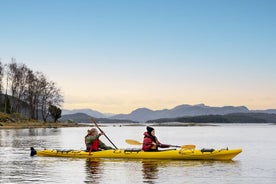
{"left": 125, "top": 139, "right": 196, "bottom": 150}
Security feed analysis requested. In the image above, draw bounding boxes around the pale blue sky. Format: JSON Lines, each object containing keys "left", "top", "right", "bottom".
{"left": 0, "top": 0, "right": 275, "bottom": 113}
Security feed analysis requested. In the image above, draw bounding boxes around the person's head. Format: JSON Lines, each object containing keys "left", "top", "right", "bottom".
{"left": 88, "top": 128, "right": 98, "bottom": 135}
{"left": 146, "top": 126, "right": 155, "bottom": 136}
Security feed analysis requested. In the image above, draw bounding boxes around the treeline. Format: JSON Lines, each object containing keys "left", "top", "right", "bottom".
{"left": 146, "top": 113, "right": 276, "bottom": 124}
{"left": 0, "top": 58, "right": 63, "bottom": 122}
{"left": 60, "top": 113, "right": 139, "bottom": 124}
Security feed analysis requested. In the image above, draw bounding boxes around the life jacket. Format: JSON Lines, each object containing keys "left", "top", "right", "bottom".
{"left": 85, "top": 135, "right": 100, "bottom": 151}
{"left": 91, "top": 139, "right": 100, "bottom": 151}
{"left": 142, "top": 132, "right": 159, "bottom": 151}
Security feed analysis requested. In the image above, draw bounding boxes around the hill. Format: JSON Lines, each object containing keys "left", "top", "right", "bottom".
{"left": 62, "top": 104, "right": 276, "bottom": 123}
{"left": 60, "top": 112, "right": 138, "bottom": 124}
{"left": 146, "top": 113, "right": 276, "bottom": 124}
{"left": 111, "top": 104, "right": 250, "bottom": 122}
{"left": 62, "top": 109, "right": 110, "bottom": 118}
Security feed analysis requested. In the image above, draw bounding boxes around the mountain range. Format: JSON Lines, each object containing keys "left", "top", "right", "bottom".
{"left": 61, "top": 104, "right": 276, "bottom": 123}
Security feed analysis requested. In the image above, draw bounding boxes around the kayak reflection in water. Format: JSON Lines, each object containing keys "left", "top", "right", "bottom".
{"left": 85, "top": 128, "right": 114, "bottom": 152}
{"left": 142, "top": 126, "right": 170, "bottom": 151}
{"left": 86, "top": 159, "right": 101, "bottom": 175}
{"left": 85, "top": 159, "right": 103, "bottom": 183}
{"left": 142, "top": 161, "right": 159, "bottom": 181}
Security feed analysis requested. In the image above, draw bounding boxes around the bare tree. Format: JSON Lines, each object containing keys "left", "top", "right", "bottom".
{"left": 0, "top": 60, "right": 4, "bottom": 94}
{"left": 6, "top": 61, "right": 30, "bottom": 113}
{"left": 24, "top": 69, "right": 39, "bottom": 119}
{"left": 23, "top": 71, "right": 63, "bottom": 121}
{"left": 37, "top": 73, "right": 63, "bottom": 122}
{"left": 1, "top": 59, "right": 64, "bottom": 121}
{"left": 0, "top": 60, "right": 4, "bottom": 110}
{"left": 7, "top": 60, "right": 17, "bottom": 98}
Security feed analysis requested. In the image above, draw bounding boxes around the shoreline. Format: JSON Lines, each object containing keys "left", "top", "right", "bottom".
{"left": 2, "top": 121, "right": 271, "bottom": 129}
{"left": 0, "top": 121, "right": 91, "bottom": 129}
{"left": 0, "top": 122, "right": 217, "bottom": 129}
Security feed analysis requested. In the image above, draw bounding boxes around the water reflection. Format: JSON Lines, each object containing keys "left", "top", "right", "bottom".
{"left": 85, "top": 159, "right": 103, "bottom": 184}
{"left": 1, "top": 126, "right": 275, "bottom": 184}
{"left": 140, "top": 159, "right": 240, "bottom": 183}
{"left": 142, "top": 161, "right": 159, "bottom": 183}
{"left": 0, "top": 128, "right": 62, "bottom": 149}
{"left": 83, "top": 157, "right": 240, "bottom": 184}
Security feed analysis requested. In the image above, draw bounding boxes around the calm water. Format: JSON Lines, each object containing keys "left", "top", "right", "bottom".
{"left": 1, "top": 124, "right": 276, "bottom": 184}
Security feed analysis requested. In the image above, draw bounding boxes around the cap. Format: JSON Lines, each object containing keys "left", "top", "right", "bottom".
{"left": 146, "top": 126, "right": 154, "bottom": 134}
{"left": 88, "top": 128, "right": 97, "bottom": 133}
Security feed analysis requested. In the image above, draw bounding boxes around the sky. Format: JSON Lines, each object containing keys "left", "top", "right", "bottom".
{"left": 0, "top": 0, "right": 275, "bottom": 114}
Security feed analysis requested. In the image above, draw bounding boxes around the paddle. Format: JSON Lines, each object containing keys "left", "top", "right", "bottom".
{"left": 90, "top": 118, "right": 118, "bottom": 149}
{"left": 125, "top": 139, "right": 196, "bottom": 150}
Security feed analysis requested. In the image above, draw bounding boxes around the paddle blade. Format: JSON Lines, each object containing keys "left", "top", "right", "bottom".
{"left": 181, "top": 144, "right": 196, "bottom": 150}
{"left": 125, "top": 139, "right": 142, "bottom": 145}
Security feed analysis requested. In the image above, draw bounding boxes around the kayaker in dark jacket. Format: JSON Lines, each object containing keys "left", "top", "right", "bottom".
{"left": 142, "top": 126, "right": 170, "bottom": 151}
{"left": 85, "top": 128, "right": 113, "bottom": 152}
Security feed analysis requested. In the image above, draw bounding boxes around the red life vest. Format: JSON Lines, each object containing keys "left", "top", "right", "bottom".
{"left": 142, "top": 132, "right": 159, "bottom": 151}
{"left": 142, "top": 132, "right": 170, "bottom": 151}
{"left": 91, "top": 139, "right": 100, "bottom": 151}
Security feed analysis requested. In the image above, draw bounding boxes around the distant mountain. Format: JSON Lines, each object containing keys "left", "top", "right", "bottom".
{"left": 112, "top": 108, "right": 157, "bottom": 123}
{"left": 60, "top": 113, "right": 92, "bottom": 123}
{"left": 111, "top": 104, "right": 250, "bottom": 122}
{"left": 60, "top": 112, "right": 138, "bottom": 124}
{"left": 62, "top": 108, "right": 110, "bottom": 118}
{"left": 253, "top": 109, "right": 276, "bottom": 114}
{"left": 146, "top": 113, "right": 276, "bottom": 124}
{"left": 61, "top": 104, "right": 276, "bottom": 123}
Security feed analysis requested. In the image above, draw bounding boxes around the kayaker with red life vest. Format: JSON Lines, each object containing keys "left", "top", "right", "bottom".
{"left": 142, "top": 126, "right": 170, "bottom": 151}
{"left": 85, "top": 128, "right": 113, "bottom": 151}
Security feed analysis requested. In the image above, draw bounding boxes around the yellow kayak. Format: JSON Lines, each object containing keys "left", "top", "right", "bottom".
{"left": 30, "top": 147, "right": 242, "bottom": 161}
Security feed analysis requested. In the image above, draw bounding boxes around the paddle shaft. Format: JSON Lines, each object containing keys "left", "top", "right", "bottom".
{"left": 125, "top": 139, "right": 195, "bottom": 149}
{"left": 126, "top": 139, "right": 179, "bottom": 147}
{"left": 169, "top": 145, "right": 181, "bottom": 148}
{"left": 90, "top": 118, "right": 118, "bottom": 149}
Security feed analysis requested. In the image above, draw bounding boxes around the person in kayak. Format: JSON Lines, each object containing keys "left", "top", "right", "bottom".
{"left": 85, "top": 128, "right": 113, "bottom": 151}
{"left": 142, "top": 126, "right": 170, "bottom": 151}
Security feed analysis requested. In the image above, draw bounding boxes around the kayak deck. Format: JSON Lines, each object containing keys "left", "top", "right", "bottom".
{"left": 30, "top": 147, "right": 242, "bottom": 161}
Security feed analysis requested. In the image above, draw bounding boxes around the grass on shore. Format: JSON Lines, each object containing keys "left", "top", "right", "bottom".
{"left": 0, "top": 112, "right": 90, "bottom": 129}
{"left": 0, "top": 121, "right": 90, "bottom": 129}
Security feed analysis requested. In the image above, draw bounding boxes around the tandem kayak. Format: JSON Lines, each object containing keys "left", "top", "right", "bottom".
{"left": 30, "top": 147, "right": 242, "bottom": 161}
